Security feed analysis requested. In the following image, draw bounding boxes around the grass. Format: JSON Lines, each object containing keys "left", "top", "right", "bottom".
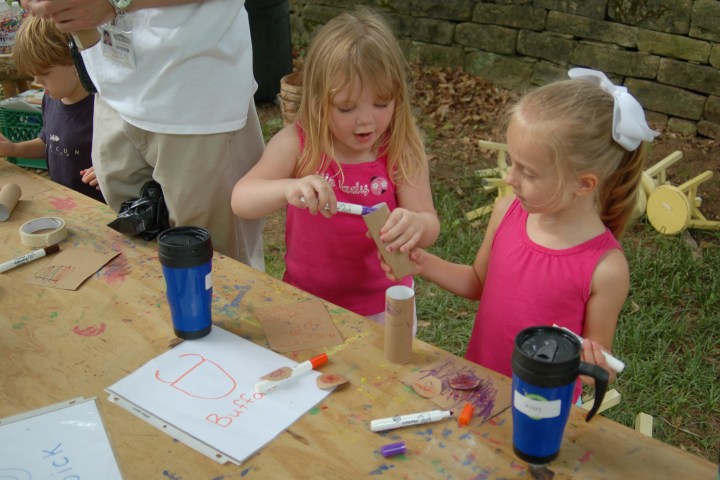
{"left": 258, "top": 108, "right": 720, "bottom": 464}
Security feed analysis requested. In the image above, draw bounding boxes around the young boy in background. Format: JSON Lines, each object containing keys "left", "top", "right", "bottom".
{"left": 0, "top": 15, "right": 103, "bottom": 203}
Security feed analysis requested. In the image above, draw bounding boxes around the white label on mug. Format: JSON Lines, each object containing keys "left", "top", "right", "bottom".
{"left": 205, "top": 272, "right": 213, "bottom": 290}
{"left": 514, "top": 390, "right": 562, "bottom": 419}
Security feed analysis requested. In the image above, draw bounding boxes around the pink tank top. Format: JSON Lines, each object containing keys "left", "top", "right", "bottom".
{"left": 283, "top": 125, "right": 412, "bottom": 316}
{"left": 466, "top": 199, "right": 621, "bottom": 399}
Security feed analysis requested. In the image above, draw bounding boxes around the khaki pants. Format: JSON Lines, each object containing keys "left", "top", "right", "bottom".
{"left": 92, "top": 96, "right": 265, "bottom": 270}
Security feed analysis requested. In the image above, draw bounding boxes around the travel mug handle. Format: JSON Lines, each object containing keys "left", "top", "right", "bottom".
{"left": 577, "top": 362, "right": 609, "bottom": 422}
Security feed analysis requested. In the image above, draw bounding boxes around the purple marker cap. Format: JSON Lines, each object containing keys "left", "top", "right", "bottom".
{"left": 380, "top": 441, "right": 406, "bottom": 458}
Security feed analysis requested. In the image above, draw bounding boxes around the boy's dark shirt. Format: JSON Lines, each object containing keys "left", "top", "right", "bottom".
{"left": 39, "top": 94, "right": 104, "bottom": 203}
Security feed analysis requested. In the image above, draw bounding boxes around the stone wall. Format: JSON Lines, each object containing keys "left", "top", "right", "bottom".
{"left": 288, "top": 0, "right": 720, "bottom": 139}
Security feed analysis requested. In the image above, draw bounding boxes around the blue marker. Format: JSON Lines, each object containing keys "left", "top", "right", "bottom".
{"left": 335, "top": 202, "right": 377, "bottom": 216}
{"left": 300, "top": 197, "right": 377, "bottom": 215}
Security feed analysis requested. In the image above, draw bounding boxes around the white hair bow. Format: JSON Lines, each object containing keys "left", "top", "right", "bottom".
{"left": 568, "top": 68, "right": 659, "bottom": 151}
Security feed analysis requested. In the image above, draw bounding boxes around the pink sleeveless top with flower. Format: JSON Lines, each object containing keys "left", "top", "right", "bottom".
{"left": 283, "top": 124, "right": 412, "bottom": 316}
{"left": 466, "top": 198, "right": 621, "bottom": 400}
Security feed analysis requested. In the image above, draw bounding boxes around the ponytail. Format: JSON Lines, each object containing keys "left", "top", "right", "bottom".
{"left": 598, "top": 142, "right": 648, "bottom": 238}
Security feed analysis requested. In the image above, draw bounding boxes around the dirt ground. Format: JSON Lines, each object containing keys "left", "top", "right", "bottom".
{"left": 259, "top": 64, "right": 720, "bottom": 227}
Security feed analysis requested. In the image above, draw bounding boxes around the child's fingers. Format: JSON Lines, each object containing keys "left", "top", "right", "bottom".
{"left": 388, "top": 231, "right": 421, "bottom": 253}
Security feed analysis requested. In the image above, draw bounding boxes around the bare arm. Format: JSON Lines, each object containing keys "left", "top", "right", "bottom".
{"left": 231, "top": 125, "right": 337, "bottom": 220}
{"left": 21, "top": 0, "right": 202, "bottom": 31}
{"left": 385, "top": 194, "right": 514, "bottom": 301}
{"left": 580, "top": 248, "right": 630, "bottom": 385}
{"left": 0, "top": 136, "right": 45, "bottom": 160}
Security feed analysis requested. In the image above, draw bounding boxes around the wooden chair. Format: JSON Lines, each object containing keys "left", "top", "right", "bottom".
{"left": 465, "top": 140, "right": 511, "bottom": 224}
{"left": 646, "top": 170, "right": 720, "bottom": 235}
{"left": 580, "top": 389, "right": 654, "bottom": 437}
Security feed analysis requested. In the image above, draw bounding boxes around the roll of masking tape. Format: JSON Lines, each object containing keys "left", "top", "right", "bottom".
{"left": 19, "top": 217, "right": 68, "bottom": 247}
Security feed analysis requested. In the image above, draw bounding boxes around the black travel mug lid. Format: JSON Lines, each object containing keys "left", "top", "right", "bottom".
{"left": 512, "top": 326, "right": 582, "bottom": 387}
{"left": 158, "top": 226, "right": 213, "bottom": 268}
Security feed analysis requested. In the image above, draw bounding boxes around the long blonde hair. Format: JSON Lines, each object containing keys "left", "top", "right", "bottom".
{"left": 510, "top": 79, "right": 647, "bottom": 238}
{"left": 13, "top": 15, "right": 74, "bottom": 75}
{"left": 296, "top": 9, "right": 425, "bottom": 185}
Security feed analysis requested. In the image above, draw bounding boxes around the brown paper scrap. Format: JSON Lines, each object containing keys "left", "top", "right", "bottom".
{"left": 402, "top": 358, "right": 511, "bottom": 423}
{"left": 412, "top": 375, "right": 442, "bottom": 398}
{"left": 316, "top": 373, "right": 349, "bottom": 390}
{"left": 23, "top": 247, "right": 120, "bottom": 290}
{"left": 256, "top": 299, "right": 344, "bottom": 353}
{"left": 0, "top": 173, "right": 51, "bottom": 199}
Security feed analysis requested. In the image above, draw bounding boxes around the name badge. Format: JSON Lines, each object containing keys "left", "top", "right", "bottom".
{"left": 100, "top": 22, "right": 136, "bottom": 70}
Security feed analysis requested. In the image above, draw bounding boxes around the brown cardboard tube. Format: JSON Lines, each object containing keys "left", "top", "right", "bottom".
{"left": 0, "top": 183, "right": 22, "bottom": 221}
{"left": 384, "top": 285, "right": 414, "bottom": 364}
{"left": 363, "top": 203, "right": 414, "bottom": 278}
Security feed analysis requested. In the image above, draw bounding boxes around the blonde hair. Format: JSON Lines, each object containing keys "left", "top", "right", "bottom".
{"left": 13, "top": 15, "right": 74, "bottom": 75}
{"left": 510, "top": 79, "right": 647, "bottom": 238}
{"left": 296, "top": 9, "right": 425, "bottom": 185}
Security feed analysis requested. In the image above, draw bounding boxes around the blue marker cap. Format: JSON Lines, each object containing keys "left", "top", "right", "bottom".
{"left": 380, "top": 441, "right": 406, "bottom": 458}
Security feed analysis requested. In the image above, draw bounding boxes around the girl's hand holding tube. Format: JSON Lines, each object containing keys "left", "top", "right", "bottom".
{"left": 379, "top": 208, "right": 426, "bottom": 253}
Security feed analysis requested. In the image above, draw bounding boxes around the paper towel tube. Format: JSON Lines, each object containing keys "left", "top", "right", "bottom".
{"left": 0, "top": 183, "right": 22, "bottom": 221}
{"left": 384, "top": 285, "right": 414, "bottom": 364}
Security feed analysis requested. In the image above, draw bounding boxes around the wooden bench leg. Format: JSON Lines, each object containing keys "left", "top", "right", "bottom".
{"left": 634, "top": 412, "right": 654, "bottom": 437}
{"left": 580, "top": 388, "right": 621, "bottom": 414}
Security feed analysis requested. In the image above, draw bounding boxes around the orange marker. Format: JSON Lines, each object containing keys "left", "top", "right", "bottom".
{"left": 254, "top": 353, "right": 328, "bottom": 393}
{"left": 458, "top": 403, "right": 474, "bottom": 426}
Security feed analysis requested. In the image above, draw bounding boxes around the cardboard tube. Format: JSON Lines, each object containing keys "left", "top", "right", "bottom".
{"left": 0, "top": 183, "right": 22, "bottom": 221}
{"left": 384, "top": 285, "right": 414, "bottom": 364}
{"left": 363, "top": 203, "right": 414, "bottom": 278}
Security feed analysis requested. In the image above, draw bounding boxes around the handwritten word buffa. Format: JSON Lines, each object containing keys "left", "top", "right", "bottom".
{"left": 206, "top": 391, "right": 265, "bottom": 428}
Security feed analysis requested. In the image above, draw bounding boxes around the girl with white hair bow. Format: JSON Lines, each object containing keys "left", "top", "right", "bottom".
{"left": 382, "top": 68, "right": 658, "bottom": 400}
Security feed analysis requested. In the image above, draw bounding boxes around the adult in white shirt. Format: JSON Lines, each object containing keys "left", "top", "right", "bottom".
{"left": 22, "top": 0, "right": 265, "bottom": 270}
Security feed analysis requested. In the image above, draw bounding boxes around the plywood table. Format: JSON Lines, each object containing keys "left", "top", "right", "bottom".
{"left": 0, "top": 161, "right": 715, "bottom": 479}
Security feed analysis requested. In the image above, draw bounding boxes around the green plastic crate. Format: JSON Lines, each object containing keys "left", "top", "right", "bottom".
{"left": 0, "top": 107, "right": 46, "bottom": 169}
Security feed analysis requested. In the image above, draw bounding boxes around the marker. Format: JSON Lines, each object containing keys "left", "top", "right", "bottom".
{"left": 370, "top": 409, "right": 453, "bottom": 433}
{"left": 380, "top": 441, "right": 406, "bottom": 458}
{"left": 458, "top": 403, "right": 474, "bottom": 426}
{"left": 0, "top": 244, "right": 60, "bottom": 273}
{"left": 335, "top": 202, "right": 377, "bottom": 216}
{"left": 553, "top": 324, "right": 625, "bottom": 373}
{"left": 300, "top": 197, "right": 377, "bottom": 215}
{"left": 254, "top": 353, "right": 328, "bottom": 394}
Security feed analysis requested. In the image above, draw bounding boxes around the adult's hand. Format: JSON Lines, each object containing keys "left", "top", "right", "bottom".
{"left": 20, "top": 0, "right": 115, "bottom": 31}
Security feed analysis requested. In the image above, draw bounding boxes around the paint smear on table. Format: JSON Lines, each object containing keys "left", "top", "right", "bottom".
{"left": 49, "top": 195, "right": 77, "bottom": 211}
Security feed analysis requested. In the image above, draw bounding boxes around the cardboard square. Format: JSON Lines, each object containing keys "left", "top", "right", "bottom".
{"left": 0, "top": 173, "right": 51, "bottom": 199}
{"left": 23, "top": 246, "right": 120, "bottom": 290}
{"left": 402, "top": 358, "right": 511, "bottom": 423}
{"left": 256, "top": 299, "right": 344, "bottom": 353}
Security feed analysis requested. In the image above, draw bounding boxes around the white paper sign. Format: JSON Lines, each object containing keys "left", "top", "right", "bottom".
{"left": 513, "top": 390, "right": 562, "bottom": 419}
{"left": 106, "top": 327, "right": 332, "bottom": 465}
{"left": 0, "top": 398, "right": 123, "bottom": 479}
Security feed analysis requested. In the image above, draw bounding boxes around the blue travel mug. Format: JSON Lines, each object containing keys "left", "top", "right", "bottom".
{"left": 158, "top": 226, "right": 213, "bottom": 339}
{"left": 511, "top": 326, "right": 608, "bottom": 464}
